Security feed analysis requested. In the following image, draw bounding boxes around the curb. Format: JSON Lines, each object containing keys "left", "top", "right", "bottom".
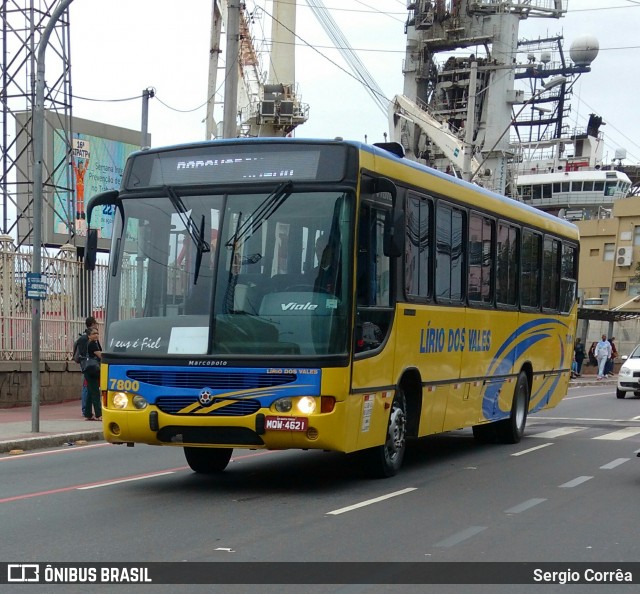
{"left": 0, "top": 430, "right": 104, "bottom": 454}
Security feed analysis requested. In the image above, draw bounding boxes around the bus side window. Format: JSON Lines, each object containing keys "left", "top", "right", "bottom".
{"left": 355, "top": 202, "right": 393, "bottom": 353}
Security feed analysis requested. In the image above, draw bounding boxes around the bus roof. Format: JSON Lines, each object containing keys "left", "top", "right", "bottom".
{"left": 127, "top": 137, "right": 579, "bottom": 240}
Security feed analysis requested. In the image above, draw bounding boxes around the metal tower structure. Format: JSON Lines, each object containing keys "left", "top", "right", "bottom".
{"left": 1, "top": 0, "right": 73, "bottom": 247}
{"left": 206, "top": 1, "right": 309, "bottom": 139}
{"left": 392, "top": 0, "right": 597, "bottom": 195}
{"left": 237, "top": 1, "right": 309, "bottom": 137}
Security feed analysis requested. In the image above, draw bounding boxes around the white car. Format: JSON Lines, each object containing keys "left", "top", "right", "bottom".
{"left": 616, "top": 345, "right": 640, "bottom": 398}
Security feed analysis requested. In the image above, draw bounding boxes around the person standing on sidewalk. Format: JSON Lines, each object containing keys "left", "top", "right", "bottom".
{"left": 595, "top": 334, "right": 612, "bottom": 380}
{"left": 84, "top": 327, "right": 102, "bottom": 421}
{"left": 573, "top": 338, "right": 585, "bottom": 376}
{"left": 74, "top": 316, "right": 97, "bottom": 418}
{"left": 605, "top": 337, "right": 618, "bottom": 377}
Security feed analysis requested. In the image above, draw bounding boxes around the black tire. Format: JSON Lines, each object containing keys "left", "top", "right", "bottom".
{"left": 184, "top": 447, "right": 232, "bottom": 474}
{"left": 495, "top": 371, "right": 529, "bottom": 444}
{"left": 616, "top": 388, "right": 626, "bottom": 399}
{"left": 362, "top": 389, "right": 407, "bottom": 478}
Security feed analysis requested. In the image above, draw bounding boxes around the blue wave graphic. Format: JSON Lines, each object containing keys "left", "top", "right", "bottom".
{"left": 482, "top": 318, "right": 569, "bottom": 420}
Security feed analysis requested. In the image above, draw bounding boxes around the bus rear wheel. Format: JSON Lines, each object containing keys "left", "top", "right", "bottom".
{"left": 472, "top": 372, "right": 529, "bottom": 444}
{"left": 184, "top": 447, "right": 232, "bottom": 473}
{"left": 362, "top": 389, "right": 407, "bottom": 478}
{"left": 495, "top": 371, "right": 529, "bottom": 444}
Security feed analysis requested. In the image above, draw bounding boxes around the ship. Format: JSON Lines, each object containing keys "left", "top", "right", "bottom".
{"left": 390, "top": 0, "right": 633, "bottom": 219}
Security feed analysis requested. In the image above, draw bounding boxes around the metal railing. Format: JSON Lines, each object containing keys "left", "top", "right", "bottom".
{"left": 0, "top": 236, "right": 108, "bottom": 360}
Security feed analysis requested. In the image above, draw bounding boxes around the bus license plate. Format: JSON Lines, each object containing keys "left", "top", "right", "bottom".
{"left": 264, "top": 416, "right": 308, "bottom": 432}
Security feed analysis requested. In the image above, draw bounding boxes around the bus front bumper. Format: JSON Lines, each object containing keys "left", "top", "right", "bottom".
{"left": 102, "top": 405, "right": 351, "bottom": 452}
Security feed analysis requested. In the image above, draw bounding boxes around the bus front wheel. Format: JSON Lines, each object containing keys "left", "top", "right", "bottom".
{"left": 362, "top": 389, "right": 407, "bottom": 478}
{"left": 184, "top": 447, "right": 232, "bottom": 474}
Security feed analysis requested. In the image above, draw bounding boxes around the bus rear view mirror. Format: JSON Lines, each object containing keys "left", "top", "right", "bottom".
{"left": 84, "top": 190, "right": 120, "bottom": 271}
{"left": 85, "top": 228, "right": 98, "bottom": 271}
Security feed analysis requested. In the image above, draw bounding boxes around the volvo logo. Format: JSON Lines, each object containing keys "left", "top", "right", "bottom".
{"left": 198, "top": 388, "right": 214, "bottom": 406}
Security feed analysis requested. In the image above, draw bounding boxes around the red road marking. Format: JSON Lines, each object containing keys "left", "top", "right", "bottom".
{"left": 0, "top": 449, "right": 277, "bottom": 504}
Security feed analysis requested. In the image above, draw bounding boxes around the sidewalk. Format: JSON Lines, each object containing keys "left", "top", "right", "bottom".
{"left": 0, "top": 399, "right": 104, "bottom": 454}
{"left": 0, "top": 374, "right": 618, "bottom": 454}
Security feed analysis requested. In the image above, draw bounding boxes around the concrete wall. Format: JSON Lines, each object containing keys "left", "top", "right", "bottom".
{"left": 0, "top": 361, "right": 83, "bottom": 408}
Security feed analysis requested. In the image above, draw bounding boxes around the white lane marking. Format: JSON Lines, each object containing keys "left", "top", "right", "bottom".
{"left": 565, "top": 391, "right": 613, "bottom": 398}
{"left": 504, "top": 498, "right": 547, "bottom": 514}
{"left": 600, "top": 458, "right": 630, "bottom": 470}
{"left": 326, "top": 487, "right": 417, "bottom": 516}
{"left": 0, "top": 442, "right": 109, "bottom": 461}
{"left": 593, "top": 427, "right": 640, "bottom": 441}
{"left": 533, "top": 417, "right": 640, "bottom": 423}
{"left": 530, "top": 427, "right": 586, "bottom": 439}
{"left": 433, "top": 526, "right": 487, "bottom": 548}
{"left": 559, "top": 476, "right": 593, "bottom": 488}
{"left": 77, "top": 471, "right": 175, "bottom": 489}
{"left": 511, "top": 443, "right": 553, "bottom": 456}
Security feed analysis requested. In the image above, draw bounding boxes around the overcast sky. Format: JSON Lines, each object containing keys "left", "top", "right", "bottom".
{"left": 67, "top": 0, "right": 640, "bottom": 164}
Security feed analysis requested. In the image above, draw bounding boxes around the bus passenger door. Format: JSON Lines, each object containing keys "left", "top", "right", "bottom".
{"left": 351, "top": 196, "right": 396, "bottom": 452}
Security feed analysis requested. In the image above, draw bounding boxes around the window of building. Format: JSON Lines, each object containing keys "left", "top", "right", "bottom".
{"left": 629, "top": 284, "right": 640, "bottom": 297}
{"left": 590, "top": 248, "right": 599, "bottom": 257}
{"left": 603, "top": 243, "right": 615, "bottom": 261}
{"left": 599, "top": 287, "right": 609, "bottom": 307}
{"left": 634, "top": 226, "right": 640, "bottom": 247}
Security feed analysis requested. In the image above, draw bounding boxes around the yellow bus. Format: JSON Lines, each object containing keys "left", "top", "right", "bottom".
{"left": 85, "top": 138, "right": 579, "bottom": 477}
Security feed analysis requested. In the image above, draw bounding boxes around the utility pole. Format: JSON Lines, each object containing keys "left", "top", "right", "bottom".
{"left": 141, "top": 87, "right": 155, "bottom": 147}
{"left": 222, "top": 1, "right": 240, "bottom": 138}
{"left": 206, "top": 1, "right": 224, "bottom": 140}
{"left": 462, "top": 61, "right": 478, "bottom": 182}
{"left": 31, "top": 0, "right": 75, "bottom": 432}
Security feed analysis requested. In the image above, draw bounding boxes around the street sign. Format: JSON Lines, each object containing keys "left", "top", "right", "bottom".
{"left": 26, "top": 272, "right": 47, "bottom": 300}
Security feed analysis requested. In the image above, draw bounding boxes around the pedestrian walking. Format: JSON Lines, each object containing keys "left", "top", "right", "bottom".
{"left": 595, "top": 334, "right": 612, "bottom": 380}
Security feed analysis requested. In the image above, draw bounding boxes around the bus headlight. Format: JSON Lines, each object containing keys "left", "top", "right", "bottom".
{"left": 274, "top": 398, "right": 293, "bottom": 413}
{"left": 113, "top": 392, "right": 128, "bottom": 409}
{"left": 297, "top": 396, "right": 316, "bottom": 415}
{"left": 132, "top": 395, "right": 148, "bottom": 410}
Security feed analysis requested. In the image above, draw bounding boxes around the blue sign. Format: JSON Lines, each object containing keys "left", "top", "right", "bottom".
{"left": 26, "top": 272, "right": 47, "bottom": 300}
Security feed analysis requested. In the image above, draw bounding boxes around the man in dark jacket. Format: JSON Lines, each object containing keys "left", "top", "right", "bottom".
{"left": 76, "top": 316, "right": 97, "bottom": 418}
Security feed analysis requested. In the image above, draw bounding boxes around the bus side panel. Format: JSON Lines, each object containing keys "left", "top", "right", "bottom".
{"left": 515, "top": 310, "right": 575, "bottom": 413}
{"left": 351, "top": 324, "right": 404, "bottom": 451}
{"left": 392, "top": 304, "right": 464, "bottom": 437}
{"left": 442, "top": 306, "right": 499, "bottom": 432}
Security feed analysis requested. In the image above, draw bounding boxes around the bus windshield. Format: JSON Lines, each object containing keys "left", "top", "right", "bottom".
{"left": 105, "top": 187, "right": 353, "bottom": 357}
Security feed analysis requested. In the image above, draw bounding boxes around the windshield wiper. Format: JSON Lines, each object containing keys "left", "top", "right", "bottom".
{"left": 225, "top": 180, "right": 293, "bottom": 248}
{"left": 163, "top": 185, "right": 210, "bottom": 283}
